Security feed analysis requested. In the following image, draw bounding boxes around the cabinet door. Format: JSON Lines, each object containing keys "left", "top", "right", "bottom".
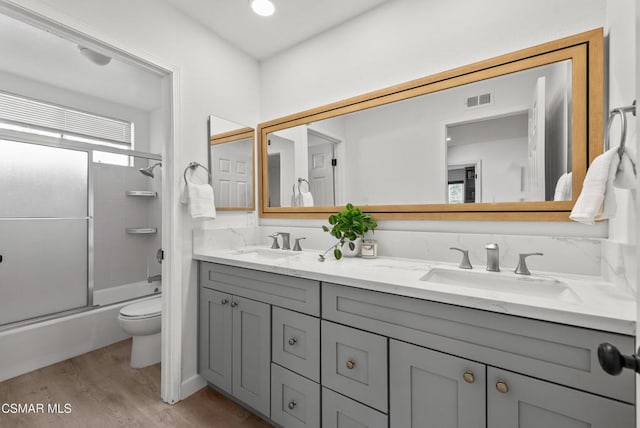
{"left": 487, "top": 367, "right": 634, "bottom": 428}
{"left": 199, "top": 288, "right": 233, "bottom": 393}
{"left": 322, "top": 387, "right": 388, "bottom": 428}
{"left": 390, "top": 340, "right": 486, "bottom": 428}
{"left": 232, "top": 295, "right": 271, "bottom": 417}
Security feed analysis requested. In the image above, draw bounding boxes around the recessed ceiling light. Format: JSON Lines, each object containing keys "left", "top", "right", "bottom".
{"left": 446, "top": 137, "right": 452, "bottom": 142}
{"left": 250, "top": 0, "right": 275, "bottom": 17}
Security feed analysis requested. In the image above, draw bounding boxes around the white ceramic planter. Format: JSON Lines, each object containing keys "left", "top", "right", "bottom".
{"left": 341, "top": 238, "right": 362, "bottom": 257}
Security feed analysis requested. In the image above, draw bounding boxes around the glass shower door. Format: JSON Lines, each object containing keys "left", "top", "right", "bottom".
{"left": 0, "top": 139, "right": 89, "bottom": 325}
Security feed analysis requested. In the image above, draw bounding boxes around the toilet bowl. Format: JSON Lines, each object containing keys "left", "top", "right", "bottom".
{"left": 118, "top": 297, "right": 161, "bottom": 368}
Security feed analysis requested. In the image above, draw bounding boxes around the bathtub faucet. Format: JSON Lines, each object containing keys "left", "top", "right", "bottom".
{"left": 147, "top": 274, "right": 162, "bottom": 283}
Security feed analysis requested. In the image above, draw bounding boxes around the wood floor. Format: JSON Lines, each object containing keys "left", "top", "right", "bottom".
{"left": 0, "top": 339, "right": 272, "bottom": 427}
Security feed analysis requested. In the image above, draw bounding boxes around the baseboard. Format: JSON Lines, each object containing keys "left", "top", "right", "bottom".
{"left": 181, "top": 374, "right": 206, "bottom": 400}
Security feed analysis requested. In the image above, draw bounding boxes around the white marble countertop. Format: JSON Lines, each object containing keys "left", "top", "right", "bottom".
{"left": 193, "top": 246, "right": 636, "bottom": 335}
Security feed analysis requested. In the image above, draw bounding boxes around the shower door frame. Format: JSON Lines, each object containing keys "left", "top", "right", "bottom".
{"left": 0, "top": 129, "right": 164, "bottom": 323}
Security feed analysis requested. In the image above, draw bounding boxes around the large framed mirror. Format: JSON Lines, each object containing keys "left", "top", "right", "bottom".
{"left": 208, "top": 116, "right": 255, "bottom": 211}
{"left": 258, "top": 29, "right": 603, "bottom": 221}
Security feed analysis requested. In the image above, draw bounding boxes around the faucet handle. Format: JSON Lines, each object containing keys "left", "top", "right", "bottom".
{"left": 485, "top": 243, "right": 499, "bottom": 250}
{"left": 268, "top": 234, "right": 280, "bottom": 249}
{"left": 449, "top": 247, "right": 472, "bottom": 269}
{"left": 293, "top": 237, "right": 306, "bottom": 251}
{"left": 514, "top": 252, "right": 543, "bottom": 275}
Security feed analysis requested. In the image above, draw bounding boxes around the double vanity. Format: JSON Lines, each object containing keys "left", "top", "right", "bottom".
{"left": 194, "top": 246, "right": 635, "bottom": 428}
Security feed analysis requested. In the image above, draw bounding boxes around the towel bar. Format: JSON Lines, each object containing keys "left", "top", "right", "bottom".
{"left": 605, "top": 100, "right": 636, "bottom": 157}
{"left": 183, "top": 161, "right": 211, "bottom": 185}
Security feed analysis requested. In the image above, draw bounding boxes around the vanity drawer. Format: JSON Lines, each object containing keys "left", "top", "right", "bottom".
{"left": 322, "top": 387, "right": 388, "bottom": 428}
{"left": 321, "top": 321, "right": 388, "bottom": 412}
{"left": 322, "top": 283, "right": 635, "bottom": 404}
{"left": 271, "top": 363, "right": 320, "bottom": 428}
{"left": 199, "top": 262, "right": 320, "bottom": 316}
{"left": 272, "top": 307, "right": 320, "bottom": 382}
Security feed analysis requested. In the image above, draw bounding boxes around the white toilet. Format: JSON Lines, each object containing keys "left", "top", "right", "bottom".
{"left": 118, "top": 296, "right": 162, "bottom": 368}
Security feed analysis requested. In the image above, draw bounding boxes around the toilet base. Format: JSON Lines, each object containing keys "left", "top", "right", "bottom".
{"left": 130, "top": 332, "right": 161, "bottom": 368}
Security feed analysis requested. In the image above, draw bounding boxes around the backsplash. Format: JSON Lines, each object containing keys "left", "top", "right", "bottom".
{"left": 194, "top": 226, "right": 603, "bottom": 277}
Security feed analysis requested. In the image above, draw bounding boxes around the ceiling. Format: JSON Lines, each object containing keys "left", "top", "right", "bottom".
{"left": 164, "top": 0, "right": 390, "bottom": 60}
{"left": 0, "top": 13, "right": 163, "bottom": 112}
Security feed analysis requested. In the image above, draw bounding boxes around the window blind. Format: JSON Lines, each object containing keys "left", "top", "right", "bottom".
{"left": 0, "top": 91, "right": 132, "bottom": 146}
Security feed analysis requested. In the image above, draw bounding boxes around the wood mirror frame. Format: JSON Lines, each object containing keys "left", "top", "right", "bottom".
{"left": 210, "top": 126, "right": 256, "bottom": 211}
{"left": 258, "top": 29, "right": 603, "bottom": 221}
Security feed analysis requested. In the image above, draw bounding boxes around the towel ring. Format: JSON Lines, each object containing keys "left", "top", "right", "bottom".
{"left": 298, "top": 177, "right": 310, "bottom": 193}
{"left": 605, "top": 100, "right": 636, "bottom": 158}
{"left": 183, "top": 161, "right": 211, "bottom": 185}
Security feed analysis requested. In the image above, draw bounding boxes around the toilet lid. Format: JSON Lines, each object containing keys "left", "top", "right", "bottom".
{"left": 120, "top": 297, "right": 161, "bottom": 318}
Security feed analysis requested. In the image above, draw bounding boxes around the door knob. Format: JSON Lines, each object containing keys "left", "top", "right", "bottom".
{"left": 346, "top": 360, "right": 356, "bottom": 370}
{"left": 288, "top": 337, "right": 297, "bottom": 346}
{"left": 496, "top": 380, "right": 509, "bottom": 394}
{"left": 220, "top": 299, "right": 229, "bottom": 305}
{"left": 230, "top": 301, "right": 238, "bottom": 308}
{"left": 597, "top": 342, "right": 640, "bottom": 375}
{"left": 287, "top": 400, "right": 296, "bottom": 410}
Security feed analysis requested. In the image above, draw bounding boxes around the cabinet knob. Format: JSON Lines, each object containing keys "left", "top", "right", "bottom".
{"left": 288, "top": 337, "right": 297, "bottom": 346}
{"left": 220, "top": 299, "right": 229, "bottom": 305}
{"left": 346, "top": 360, "right": 356, "bottom": 370}
{"left": 287, "top": 400, "right": 296, "bottom": 410}
{"left": 597, "top": 342, "right": 640, "bottom": 375}
{"left": 463, "top": 370, "right": 475, "bottom": 384}
{"left": 496, "top": 380, "right": 509, "bottom": 394}
{"left": 230, "top": 301, "right": 238, "bottom": 308}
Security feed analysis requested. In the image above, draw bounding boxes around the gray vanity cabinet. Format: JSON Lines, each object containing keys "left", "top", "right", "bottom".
{"left": 390, "top": 340, "right": 486, "bottom": 428}
{"left": 199, "top": 287, "right": 270, "bottom": 417}
{"left": 487, "top": 367, "right": 635, "bottom": 428}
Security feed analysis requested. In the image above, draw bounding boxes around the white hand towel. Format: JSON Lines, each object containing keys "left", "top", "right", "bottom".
{"left": 613, "top": 149, "right": 637, "bottom": 189}
{"left": 187, "top": 182, "right": 216, "bottom": 219}
{"left": 300, "top": 191, "right": 314, "bottom": 207}
{"left": 553, "top": 172, "right": 573, "bottom": 201}
{"left": 570, "top": 149, "right": 619, "bottom": 224}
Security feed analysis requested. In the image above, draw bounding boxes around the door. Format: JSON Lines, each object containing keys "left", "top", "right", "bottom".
{"left": 389, "top": 340, "right": 486, "bottom": 428}
{"left": 212, "top": 142, "right": 251, "bottom": 208}
{"left": 199, "top": 288, "right": 233, "bottom": 392}
{"left": 488, "top": 367, "right": 634, "bottom": 428}
{"left": 232, "top": 295, "right": 271, "bottom": 417}
{"left": 526, "top": 76, "right": 546, "bottom": 200}
{"left": 307, "top": 140, "right": 336, "bottom": 206}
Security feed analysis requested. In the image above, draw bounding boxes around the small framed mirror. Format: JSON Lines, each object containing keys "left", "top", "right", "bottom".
{"left": 208, "top": 116, "right": 255, "bottom": 211}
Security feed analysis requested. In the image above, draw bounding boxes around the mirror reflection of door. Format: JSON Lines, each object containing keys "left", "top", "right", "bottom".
{"left": 446, "top": 112, "right": 528, "bottom": 203}
{"left": 307, "top": 129, "right": 339, "bottom": 206}
{"left": 212, "top": 138, "right": 251, "bottom": 207}
{"left": 526, "top": 76, "right": 547, "bottom": 201}
{"left": 268, "top": 153, "right": 281, "bottom": 207}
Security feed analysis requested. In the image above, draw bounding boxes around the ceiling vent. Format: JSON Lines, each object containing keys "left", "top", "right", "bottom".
{"left": 466, "top": 92, "right": 492, "bottom": 108}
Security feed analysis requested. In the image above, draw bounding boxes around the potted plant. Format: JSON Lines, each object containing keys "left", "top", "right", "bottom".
{"left": 319, "top": 203, "right": 378, "bottom": 261}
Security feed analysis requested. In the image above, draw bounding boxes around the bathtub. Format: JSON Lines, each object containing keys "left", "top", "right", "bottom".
{"left": 0, "top": 284, "right": 160, "bottom": 382}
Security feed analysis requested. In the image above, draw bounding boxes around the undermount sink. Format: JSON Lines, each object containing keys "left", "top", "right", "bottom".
{"left": 419, "top": 268, "right": 580, "bottom": 303}
{"left": 231, "top": 248, "right": 299, "bottom": 260}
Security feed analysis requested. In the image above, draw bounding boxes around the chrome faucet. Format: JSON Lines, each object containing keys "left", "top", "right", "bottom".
{"left": 485, "top": 243, "right": 500, "bottom": 272}
{"left": 514, "top": 252, "right": 544, "bottom": 275}
{"left": 269, "top": 234, "right": 280, "bottom": 249}
{"left": 277, "top": 232, "right": 291, "bottom": 250}
{"left": 449, "top": 247, "right": 472, "bottom": 269}
{"left": 147, "top": 274, "right": 162, "bottom": 283}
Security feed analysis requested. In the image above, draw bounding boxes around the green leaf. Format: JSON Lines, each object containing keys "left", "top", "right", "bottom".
{"left": 328, "top": 215, "right": 337, "bottom": 225}
{"left": 334, "top": 248, "right": 342, "bottom": 260}
{"left": 321, "top": 225, "right": 329, "bottom": 232}
{"left": 348, "top": 241, "right": 355, "bottom": 251}
{"left": 346, "top": 203, "right": 353, "bottom": 210}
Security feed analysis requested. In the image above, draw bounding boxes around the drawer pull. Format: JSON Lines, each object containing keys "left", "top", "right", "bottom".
{"left": 463, "top": 370, "right": 475, "bottom": 384}
{"left": 220, "top": 299, "right": 229, "bottom": 305}
{"left": 496, "top": 380, "right": 509, "bottom": 394}
{"left": 288, "top": 337, "right": 297, "bottom": 346}
{"left": 287, "top": 400, "right": 297, "bottom": 410}
{"left": 230, "top": 301, "right": 238, "bottom": 308}
{"left": 346, "top": 360, "right": 356, "bottom": 370}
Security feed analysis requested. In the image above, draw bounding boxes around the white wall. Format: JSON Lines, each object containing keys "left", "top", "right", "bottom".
{"left": 9, "top": 0, "right": 261, "bottom": 398}
{"left": 259, "top": 0, "right": 608, "bottom": 237}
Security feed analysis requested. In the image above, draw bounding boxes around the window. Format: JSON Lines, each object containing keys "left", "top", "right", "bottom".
{"left": 0, "top": 91, "right": 134, "bottom": 166}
